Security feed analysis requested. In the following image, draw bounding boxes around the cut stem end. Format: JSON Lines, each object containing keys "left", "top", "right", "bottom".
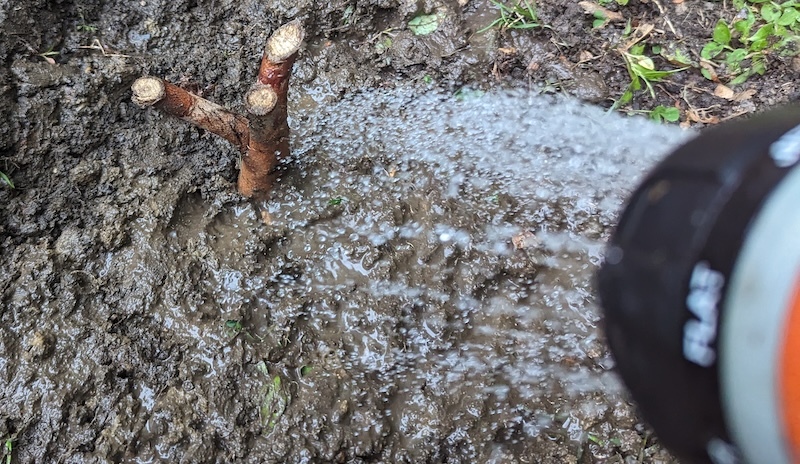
{"left": 246, "top": 86, "right": 279, "bottom": 116}
{"left": 266, "top": 21, "right": 305, "bottom": 63}
{"left": 131, "top": 77, "right": 166, "bottom": 107}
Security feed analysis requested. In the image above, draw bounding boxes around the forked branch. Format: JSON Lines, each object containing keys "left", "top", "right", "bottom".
{"left": 131, "top": 21, "right": 305, "bottom": 199}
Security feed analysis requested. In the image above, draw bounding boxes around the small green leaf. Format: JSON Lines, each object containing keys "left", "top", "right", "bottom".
{"left": 701, "top": 42, "right": 725, "bottom": 60}
{"left": 713, "top": 19, "right": 732, "bottom": 45}
{"left": 300, "top": 365, "right": 313, "bottom": 376}
{"left": 588, "top": 434, "right": 604, "bottom": 445}
{"left": 260, "top": 375, "right": 288, "bottom": 430}
{"left": 618, "top": 88, "right": 634, "bottom": 106}
{"left": 225, "top": 320, "right": 242, "bottom": 331}
{"left": 632, "top": 55, "right": 655, "bottom": 70}
{"left": 650, "top": 105, "right": 680, "bottom": 123}
{"left": 752, "top": 57, "right": 767, "bottom": 74}
{"left": 733, "top": 15, "right": 755, "bottom": 36}
{"left": 729, "top": 72, "right": 750, "bottom": 85}
{"left": 256, "top": 364, "right": 288, "bottom": 432}
{"left": 0, "top": 172, "right": 13, "bottom": 189}
{"left": 610, "top": 87, "right": 629, "bottom": 111}
{"left": 629, "top": 75, "right": 642, "bottom": 91}
{"left": 762, "top": 4, "right": 781, "bottom": 22}
{"left": 629, "top": 43, "right": 646, "bottom": 55}
{"left": 408, "top": 12, "right": 442, "bottom": 35}
{"left": 667, "top": 48, "right": 693, "bottom": 66}
{"left": 454, "top": 88, "right": 485, "bottom": 100}
{"left": 725, "top": 48, "right": 748, "bottom": 65}
{"left": 701, "top": 68, "right": 715, "bottom": 80}
{"left": 750, "top": 38, "right": 770, "bottom": 51}
{"left": 592, "top": 10, "right": 608, "bottom": 29}
{"left": 661, "top": 106, "right": 681, "bottom": 122}
{"left": 777, "top": 8, "right": 800, "bottom": 26}
{"left": 748, "top": 23, "right": 775, "bottom": 42}
{"left": 328, "top": 197, "right": 343, "bottom": 206}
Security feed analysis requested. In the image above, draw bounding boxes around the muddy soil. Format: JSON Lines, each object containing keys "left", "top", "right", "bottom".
{"left": 0, "top": 1, "right": 795, "bottom": 463}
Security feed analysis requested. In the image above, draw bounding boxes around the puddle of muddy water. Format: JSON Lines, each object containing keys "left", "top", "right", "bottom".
{"left": 277, "top": 90, "right": 690, "bottom": 462}
{"left": 3, "top": 88, "right": 690, "bottom": 463}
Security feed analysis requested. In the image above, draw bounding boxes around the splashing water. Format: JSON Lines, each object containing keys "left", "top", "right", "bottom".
{"left": 216, "top": 88, "right": 691, "bottom": 456}
{"left": 4, "top": 86, "right": 694, "bottom": 462}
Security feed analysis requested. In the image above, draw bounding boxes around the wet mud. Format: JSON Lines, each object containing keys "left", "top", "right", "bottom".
{"left": 0, "top": 0, "right": 770, "bottom": 462}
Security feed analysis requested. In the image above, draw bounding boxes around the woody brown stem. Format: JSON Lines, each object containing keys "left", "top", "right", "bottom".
{"left": 131, "top": 77, "right": 249, "bottom": 151}
{"left": 131, "top": 21, "right": 304, "bottom": 199}
{"left": 238, "top": 21, "right": 305, "bottom": 198}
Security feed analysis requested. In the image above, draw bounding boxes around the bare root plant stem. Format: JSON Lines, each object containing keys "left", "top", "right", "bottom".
{"left": 240, "top": 20, "right": 305, "bottom": 198}
{"left": 130, "top": 21, "right": 305, "bottom": 199}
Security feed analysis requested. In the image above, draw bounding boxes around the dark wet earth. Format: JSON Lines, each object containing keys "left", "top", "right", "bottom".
{"left": 0, "top": 1, "right": 795, "bottom": 463}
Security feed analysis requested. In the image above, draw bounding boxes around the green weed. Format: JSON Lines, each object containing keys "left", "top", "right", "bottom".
{"left": 225, "top": 319, "right": 243, "bottom": 333}
{"left": 0, "top": 171, "right": 13, "bottom": 189}
{"left": 657, "top": 45, "right": 694, "bottom": 67}
{"left": 589, "top": 1, "right": 626, "bottom": 28}
{"left": 77, "top": 11, "right": 98, "bottom": 33}
{"left": 701, "top": 0, "right": 800, "bottom": 84}
{"left": 3, "top": 438, "right": 11, "bottom": 464}
{"left": 587, "top": 433, "right": 604, "bottom": 446}
{"left": 223, "top": 319, "right": 263, "bottom": 342}
{"left": 591, "top": 12, "right": 607, "bottom": 29}
{"left": 408, "top": 11, "right": 445, "bottom": 35}
{"left": 328, "top": 197, "right": 344, "bottom": 206}
{"left": 257, "top": 362, "right": 288, "bottom": 432}
{"left": 647, "top": 105, "right": 681, "bottom": 123}
{"left": 599, "top": 0, "right": 629, "bottom": 6}
{"left": 479, "top": 0, "right": 545, "bottom": 33}
{"left": 77, "top": 23, "right": 98, "bottom": 33}
{"left": 613, "top": 43, "right": 687, "bottom": 110}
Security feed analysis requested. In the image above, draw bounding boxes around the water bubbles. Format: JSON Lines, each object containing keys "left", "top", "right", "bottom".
{"left": 435, "top": 225, "right": 471, "bottom": 248}
{"left": 151, "top": 87, "right": 693, "bottom": 458}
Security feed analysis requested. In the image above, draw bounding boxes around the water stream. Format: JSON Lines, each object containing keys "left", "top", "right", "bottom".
{"left": 166, "top": 88, "right": 693, "bottom": 460}
{"left": 4, "top": 87, "right": 693, "bottom": 462}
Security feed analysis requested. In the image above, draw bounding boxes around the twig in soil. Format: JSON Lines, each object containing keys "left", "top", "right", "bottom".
{"left": 131, "top": 21, "right": 305, "bottom": 199}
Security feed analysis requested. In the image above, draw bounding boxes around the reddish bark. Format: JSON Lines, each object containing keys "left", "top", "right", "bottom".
{"left": 130, "top": 21, "right": 305, "bottom": 199}
{"left": 131, "top": 77, "right": 249, "bottom": 151}
{"left": 239, "top": 21, "right": 305, "bottom": 198}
